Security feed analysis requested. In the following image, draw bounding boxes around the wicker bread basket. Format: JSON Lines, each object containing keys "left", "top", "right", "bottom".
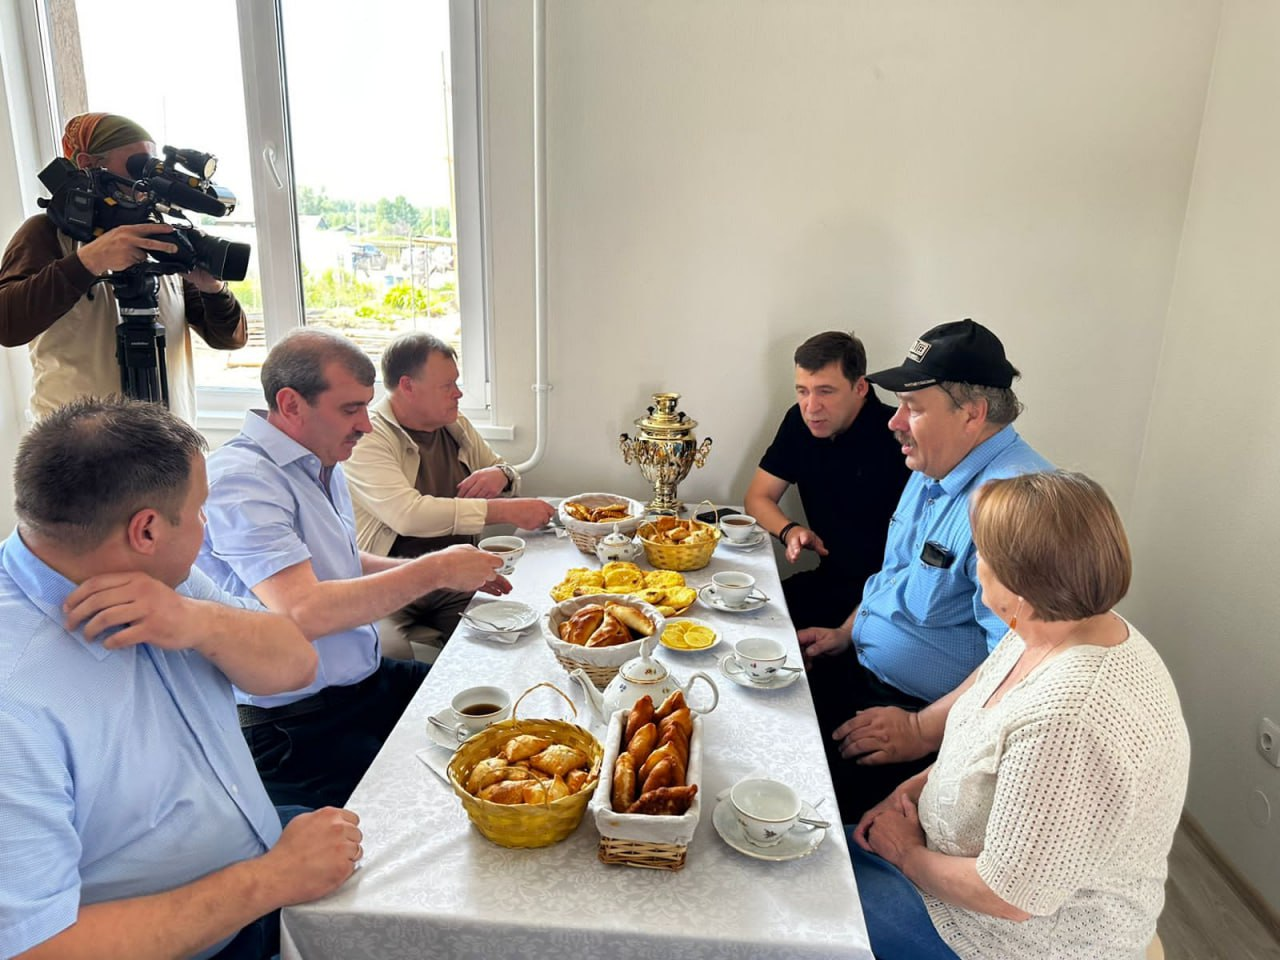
{"left": 558, "top": 493, "right": 646, "bottom": 555}
{"left": 447, "top": 684, "right": 603, "bottom": 849}
{"left": 636, "top": 519, "right": 721, "bottom": 571}
{"left": 592, "top": 707, "right": 703, "bottom": 870}
{"left": 542, "top": 594, "right": 665, "bottom": 690}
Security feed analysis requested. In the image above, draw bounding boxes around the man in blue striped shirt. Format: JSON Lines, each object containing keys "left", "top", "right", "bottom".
{"left": 0, "top": 399, "right": 361, "bottom": 960}
{"left": 798, "top": 320, "right": 1051, "bottom": 822}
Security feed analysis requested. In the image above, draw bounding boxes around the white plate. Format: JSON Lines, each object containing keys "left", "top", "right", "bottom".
{"left": 424, "top": 709, "right": 465, "bottom": 751}
{"left": 712, "top": 798, "right": 826, "bottom": 861}
{"left": 461, "top": 600, "right": 538, "bottom": 639}
{"left": 720, "top": 530, "right": 767, "bottom": 549}
{"left": 658, "top": 617, "right": 721, "bottom": 653}
{"left": 698, "top": 584, "right": 769, "bottom": 613}
{"left": 718, "top": 653, "right": 803, "bottom": 690}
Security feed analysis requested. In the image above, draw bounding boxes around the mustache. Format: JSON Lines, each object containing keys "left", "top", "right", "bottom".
{"left": 893, "top": 430, "right": 913, "bottom": 447}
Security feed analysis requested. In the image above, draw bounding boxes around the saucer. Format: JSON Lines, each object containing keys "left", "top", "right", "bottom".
{"left": 720, "top": 530, "right": 767, "bottom": 549}
{"left": 698, "top": 584, "right": 768, "bottom": 613}
{"left": 425, "top": 709, "right": 464, "bottom": 750}
{"left": 718, "top": 654, "right": 803, "bottom": 690}
{"left": 712, "top": 798, "right": 826, "bottom": 861}
{"left": 461, "top": 601, "right": 537, "bottom": 640}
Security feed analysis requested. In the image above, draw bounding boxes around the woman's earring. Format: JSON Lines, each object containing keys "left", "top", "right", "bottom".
{"left": 1010, "top": 598, "right": 1024, "bottom": 632}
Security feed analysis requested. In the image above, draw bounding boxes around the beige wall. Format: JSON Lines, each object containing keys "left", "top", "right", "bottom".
{"left": 489, "top": 1, "right": 1220, "bottom": 522}
{"left": 1125, "top": 0, "right": 1280, "bottom": 909}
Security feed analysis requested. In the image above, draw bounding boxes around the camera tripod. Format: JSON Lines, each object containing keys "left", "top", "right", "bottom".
{"left": 110, "top": 265, "right": 173, "bottom": 407}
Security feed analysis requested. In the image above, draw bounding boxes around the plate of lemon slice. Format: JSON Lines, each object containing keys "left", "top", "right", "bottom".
{"left": 659, "top": 617, "right": 720, "bottom": 653}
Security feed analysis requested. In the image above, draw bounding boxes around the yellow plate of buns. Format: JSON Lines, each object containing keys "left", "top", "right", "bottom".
{"left": 548, "top": 562, "right": 697, "bottom": 617}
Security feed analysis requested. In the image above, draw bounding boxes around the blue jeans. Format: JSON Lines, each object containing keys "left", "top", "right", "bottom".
{"left": 849, "top": 833, "right": 960, "bottom": 960}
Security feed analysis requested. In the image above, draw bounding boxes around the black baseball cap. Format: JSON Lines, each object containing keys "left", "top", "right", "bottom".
{"left": 866, "top": 319, "right": 1018, "bottom": 391}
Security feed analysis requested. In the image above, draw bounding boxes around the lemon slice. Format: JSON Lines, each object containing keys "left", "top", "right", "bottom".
{"left": 682, "top": 625, "right": 716, "bottom": 649}
{"left": 661, "top": 622, "right": 691, "bottom": 649}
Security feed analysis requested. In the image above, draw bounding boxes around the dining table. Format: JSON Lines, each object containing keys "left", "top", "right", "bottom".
{"left": 281, "top": 511, "right": 873, "bottom": 960}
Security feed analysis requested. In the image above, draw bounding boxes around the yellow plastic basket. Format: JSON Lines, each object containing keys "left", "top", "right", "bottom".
{"left": 447, "top": 684, "right": 604, "bottom": 848}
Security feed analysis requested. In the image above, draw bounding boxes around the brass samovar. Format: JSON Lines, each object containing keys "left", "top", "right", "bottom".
{"left": 619, "top": 392, "right": 712, "bottom": 514}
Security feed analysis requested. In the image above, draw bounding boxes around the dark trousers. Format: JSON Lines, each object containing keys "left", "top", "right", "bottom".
{"left": 242, "top": 657, "right": 429, "bottom": 810}
{"left": 807, "top": 648, "right": 934, "bottom": 825}
{"left": 782, "top": 566, "right": 864, "bottom": 631}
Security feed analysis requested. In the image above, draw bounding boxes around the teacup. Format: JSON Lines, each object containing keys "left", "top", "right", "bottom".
{"left": 733, "top": 636, "right": 788, "bottom": 682}
{"left": 448, "top": 685, "right": 512, "bottom": 740}
{"left": 711, "top": 571, "right": 755, "bottom": 607}
{"left": 478, "top": 536, "right": 525, "bottom": 575}
{"left": 729, "top": 777, "right": 802, "bottom": 847}
{"left": 719, "top": 513, "right": 759, "bottom": 542}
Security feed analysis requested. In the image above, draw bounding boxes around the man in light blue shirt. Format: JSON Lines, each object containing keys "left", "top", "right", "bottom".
{"left": 0, "top": 398, "right": 362, "bottom": 960}
{"left": 798, "top": 320, "right": 1051, "bottom": 822}
{"left": 199, "top": 329, "right": 508, "bottom": 811}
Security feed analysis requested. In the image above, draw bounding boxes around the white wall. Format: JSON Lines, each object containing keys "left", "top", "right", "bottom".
{"left": 486, "top": 1, "right": 1221, "bottom": 523}
{"left": 1125, "top": 0, "right": 1280, "bottom": 909}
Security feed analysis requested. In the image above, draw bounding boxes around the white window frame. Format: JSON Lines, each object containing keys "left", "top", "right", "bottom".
{"left": 14, "top": 0, "right": 497, "bottom": 433}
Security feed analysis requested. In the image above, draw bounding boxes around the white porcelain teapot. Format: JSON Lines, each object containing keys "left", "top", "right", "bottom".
{"left": 593, "top": 523, "right": 643, "bottom": 564}
{"left": 569, "top": 634, "right": 719, "bottom": 725}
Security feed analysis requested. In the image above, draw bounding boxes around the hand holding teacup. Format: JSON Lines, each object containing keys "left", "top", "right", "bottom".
{"left": 478, "top": 536, "right": 525, "bottom": 576}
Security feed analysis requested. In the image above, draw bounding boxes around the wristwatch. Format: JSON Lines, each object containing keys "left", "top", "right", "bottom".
{"left": 497, "top": 463, "right": 519, "bottom": 492}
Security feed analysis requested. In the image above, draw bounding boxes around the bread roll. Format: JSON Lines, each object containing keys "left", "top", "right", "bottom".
{"left": 563, "top": 604, "right": 605, "bottom": 645}
{"left": 624, "top": 696, "right": 655, "bottom": 744}
{"left": 612, "top": 753, "right": 637, "bottom": 811}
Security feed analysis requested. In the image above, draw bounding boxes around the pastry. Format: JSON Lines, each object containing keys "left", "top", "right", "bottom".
{"left": 640, "top": 756, "right": 678, "bottom": 794}
{"left": 638, "top": 741, "right": 685, "bottom": 784}
{"left": 585, "top": 612, "right": 632, "bottom": 648}
{"left": 658, "top": 707, "right": 693, "bottom": 740}
{"left": 625, "top": 722, "right": 656, "bottom": 768}
{"left": 627, "top": 784, "right": 697, "bottom": 816}
{"left": 529, "top": 743, "right": 588, "bottom": 777}
{"left": 654, "top": 690, "right": 686, "bottom": 720}
{"left": 466, "top": 756, "right": 513, "bottom": 795}
{"left": 502, "top": 734, "right": 553, "bottom": 762}
{"left": 624, "top": 695, "right": 655, "bottom": 744}
{"left": 612, "top": 753, "right": 637, "bottom": 811}
{"left": 565, "top": 769, "right": 590, "bottom": 793}
{"left": 479, "top": 779, "right": 529, "bottom": 805}
{"left": 606, "top": 602, "right": 655, "bottom": 637}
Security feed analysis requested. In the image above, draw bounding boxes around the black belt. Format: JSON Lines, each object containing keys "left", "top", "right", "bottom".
{"left": 237, "top": 692, "right": 329, "bottom": 727}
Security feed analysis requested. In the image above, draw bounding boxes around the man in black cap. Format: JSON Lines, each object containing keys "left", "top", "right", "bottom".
{"left": 798, "top": 319, "right": 1052, "bottom": 822}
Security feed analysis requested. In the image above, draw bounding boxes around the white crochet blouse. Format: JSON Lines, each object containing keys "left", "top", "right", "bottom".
{"left": 917, "top": 617, "right": 1189, "bottom": 960}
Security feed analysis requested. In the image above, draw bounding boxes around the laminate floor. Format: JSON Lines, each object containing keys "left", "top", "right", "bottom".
{"left": 1160, "top": 822, "right": 1280, "bottom": 960}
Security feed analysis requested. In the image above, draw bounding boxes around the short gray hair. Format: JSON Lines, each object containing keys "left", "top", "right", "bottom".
{"left": 15, "top": 397, "right": 207, "bottom": 548}
{"left": 939, "top": 381, "right": 1023, "bottom": 426}
{"left": 261, "top": 329, "right": 376, "bottom": 411}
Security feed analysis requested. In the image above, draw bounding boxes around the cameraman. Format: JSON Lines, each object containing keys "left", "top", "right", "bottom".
{"left": 0, "top": 112, "right": 247, "bottom": 423}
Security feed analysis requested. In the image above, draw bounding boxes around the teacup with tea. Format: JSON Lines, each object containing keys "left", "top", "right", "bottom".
{"left": 719, "top": 513, "right": 759, "bottom": 542}
{"left": 448, "top": 685, "right": 512, "bottom": 740}
{"left": 478, "top": 535, "right": 525, "bottom": 575}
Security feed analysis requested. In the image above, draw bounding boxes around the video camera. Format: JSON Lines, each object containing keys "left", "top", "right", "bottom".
{"left": 37, "top": 145, "right": 250, "bottom": 282}
{"left": 35, "top": 145, "right": 251, "bottom": 406}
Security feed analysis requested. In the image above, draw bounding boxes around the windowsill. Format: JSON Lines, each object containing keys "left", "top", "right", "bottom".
{"left": 195, "top": 387, "right": 513, "bottom": 443}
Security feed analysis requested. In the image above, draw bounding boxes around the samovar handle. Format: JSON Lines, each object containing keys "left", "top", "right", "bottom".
{"left": 693, "top": 436, "right": 713, "bottom": 469}
{"left": 619, "top": 433, "right": 634, "bottom": 464}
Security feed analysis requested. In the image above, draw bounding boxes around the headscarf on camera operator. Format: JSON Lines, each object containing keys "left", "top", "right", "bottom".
{"left": 0, "top": 111, "right": 247, "bottom": 424}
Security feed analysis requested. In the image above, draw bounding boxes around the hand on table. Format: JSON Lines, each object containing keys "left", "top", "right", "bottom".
{"left": 488, "top": 497, "right": 557, "bottom": 530}
{"left": 260, "top": 807, "right": 362, "bottom": 905}
{"left": 833, "top": 706, "right": 929, "bottom": 763}
{"left": 783, "top": 524, "right": 828, "bottom": 564}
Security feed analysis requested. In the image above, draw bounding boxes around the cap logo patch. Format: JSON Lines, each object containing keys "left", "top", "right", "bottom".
{"left": 907, "top": 339, "right": 931, "bottom": 363}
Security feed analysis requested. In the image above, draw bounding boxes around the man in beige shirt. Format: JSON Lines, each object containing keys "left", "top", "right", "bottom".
{"left": 345, "top": 332, "right": 554, "bottom": 658}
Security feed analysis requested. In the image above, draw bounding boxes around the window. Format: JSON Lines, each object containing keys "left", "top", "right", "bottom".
{"left": 28, "top": 0, "right": 489, "bottom": 419}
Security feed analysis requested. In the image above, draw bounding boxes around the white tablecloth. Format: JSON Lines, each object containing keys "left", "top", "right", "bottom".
{"left": 282, "top": 522, "right": 872, "bottom": 960}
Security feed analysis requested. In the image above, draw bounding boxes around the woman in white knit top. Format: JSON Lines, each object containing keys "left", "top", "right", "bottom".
{"left": 849, "top": 471, "right": 1189, "bottom": 960}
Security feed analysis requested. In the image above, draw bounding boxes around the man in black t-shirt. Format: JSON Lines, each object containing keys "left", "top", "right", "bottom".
{"left": 745, "top": 331, "right": 909, "bottom": 628}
